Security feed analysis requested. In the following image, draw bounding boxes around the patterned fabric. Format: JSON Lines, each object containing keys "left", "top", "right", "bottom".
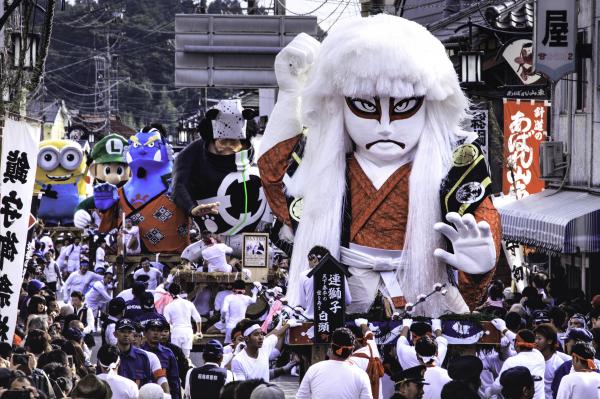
{"left": 99, "top": 188, "right": 190, "bottom": 253}
{"left": 257, "top": 135, "right": 303, "bottom": 226}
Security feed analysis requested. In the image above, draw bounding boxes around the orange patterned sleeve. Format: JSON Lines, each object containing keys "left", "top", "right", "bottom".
{"left": 457, "top": 196, "right": 502, "bottom": 310}
{"left": 257, "top": 135, "right": 302, "bottom": 227}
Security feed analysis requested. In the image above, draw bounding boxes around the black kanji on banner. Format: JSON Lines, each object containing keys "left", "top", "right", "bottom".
{"left": 0, "top": 274, "right": 13, "bottom": 308}
{"left": 0, "top": 316, "right": 9, "bottom": 340}
{"left": 2, "top": 150, "right": 30, "bottom": 184}
{"left": 0, "top": 231, "right": 19, "bottom": 270}
{"left": 307, "top": 251, "right": 351, "bottom": 344}
{"left": 542, "top": 10, "right": 569, "bottom": 47}
{"left": 0, "top": 191, "right": 23, "bottom": 228}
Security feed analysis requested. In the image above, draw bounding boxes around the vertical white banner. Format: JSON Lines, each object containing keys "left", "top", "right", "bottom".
{"left": 0, "top": 117, "right": 39, "bottom": 342}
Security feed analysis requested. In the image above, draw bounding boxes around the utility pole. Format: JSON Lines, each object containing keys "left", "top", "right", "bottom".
{"left": 274, "top": 0, "right": 285, "bottom": 15}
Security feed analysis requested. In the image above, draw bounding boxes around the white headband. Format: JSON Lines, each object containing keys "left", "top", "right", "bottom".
{"left": 243, "top": 324, "right": 262, "bottom": 337}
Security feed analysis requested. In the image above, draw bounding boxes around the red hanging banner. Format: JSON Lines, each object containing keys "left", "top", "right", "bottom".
{"left": 502, "top": 99, "right": 549, "bottom": 198}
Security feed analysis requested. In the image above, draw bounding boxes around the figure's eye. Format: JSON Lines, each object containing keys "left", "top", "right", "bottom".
{"left": 390, "top": 97, "right": 424, "bottom": 119}
{"left": 133, "top": 142, "right": 140, "bottom": 148}
{"left": 349, "top": 98, "right": 378, "bottom": 113}
{"left": 146, "top": 142, "right": 155, "bottom": 148}
{"left": 116, "top": 166, "right": 124, "bottom": 175}
{"left": 38, "top": 148, "right": 60, "bottom": 171}
{"left": 60, "top": 147, "right": 83, "bottom": 170}
{"left": 104, "top": 166, "right": 111, "bottom": 175}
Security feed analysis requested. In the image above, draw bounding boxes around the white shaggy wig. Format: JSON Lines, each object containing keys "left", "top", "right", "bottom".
{"left": 285, "top": 14, "right": 472, "bottom": 316}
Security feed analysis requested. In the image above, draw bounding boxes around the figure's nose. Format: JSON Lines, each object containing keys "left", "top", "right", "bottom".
{"left": 376, "top": 97, "right": 392, "bottom": 137}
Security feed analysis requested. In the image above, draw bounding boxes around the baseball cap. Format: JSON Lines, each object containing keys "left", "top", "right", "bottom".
{"left": 107, "top": 298, "right": 126, "bottom": 316}
{"left": 115, "top": 318, "right": 135, "bottom": 331}
{"left": 500, "top": 366, "right": 541, "bottom": 398}
{"left": 394, "top": 365, "right": 428, "bottom": 386}
{"left": 91, "top": 134, "right": 128, "bottom": 164}
{"left": 448, "top": 355, "right": 483, "bottom": 381}
{"left": 144, "top": 319, "right": 165, "bottom": 331}
{"left": 141, "top": 292, "right": 155, "bottom": 310}
{"left": 63, "top": 327, "right": 85, "bottom": 342}
{"left": 203, "top": 339, "right": 224, "bottom": 356}
{"left": 565, "top": 327, "right": 593, "bottom": 343}
{"left": 532, "top": 310, "right": 550, "bottom": 324}
{"left": 27, "top": 279, "right": 45, "bottom": 295}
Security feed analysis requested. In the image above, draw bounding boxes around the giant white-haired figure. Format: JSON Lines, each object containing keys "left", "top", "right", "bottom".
{"left": 258, "top": 15, "right": 501, "bottom": 317}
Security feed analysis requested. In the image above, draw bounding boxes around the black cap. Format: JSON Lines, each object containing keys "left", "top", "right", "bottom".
{"left": 115, "top": 318, "right": 135, "bottom": 331}
{"left": 532, "top": 310, "right": 550, "bottom": 323}
{"left": 394, "top": 365, "right": 428, "bottom": 385}
{"left": 448, "top": 356, "right": 483, "bottom": 381}
{"left": 144, "top": 319, "right": 165, "bottom": 331}
{"left": 108, "top": 298, "right": 126, "bottom": 316}
{"left": 135, "top": 274, "right": 150, "bottom": 283}
{"left": 203, "top": 339, "right": 224, "bottom": 356}
{"left": 141, "top": 292, "right": 155, "bottom": 310}
{"left": 500, "top": 366, "right": 541, "bottom": 397}
{"left": 63, "top": 327, "right": 84, "bottom": 342}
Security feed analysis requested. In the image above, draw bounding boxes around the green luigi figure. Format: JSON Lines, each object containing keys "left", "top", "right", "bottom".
{"left": 74, "top": 133, "right": 130, "bottom": 226}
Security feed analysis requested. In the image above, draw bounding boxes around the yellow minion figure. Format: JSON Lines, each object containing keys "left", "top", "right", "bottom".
{"left": 34, "top": 139, "right": 89, "bottom": 226}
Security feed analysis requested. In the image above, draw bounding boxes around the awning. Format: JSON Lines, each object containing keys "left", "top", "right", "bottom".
{"left": 495, "top": 189, "right": 600, "bottom": 254}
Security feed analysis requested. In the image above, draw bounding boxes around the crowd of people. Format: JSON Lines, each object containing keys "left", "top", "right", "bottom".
{"left": 6, "top": 225, "right": 600, "bottom": 399}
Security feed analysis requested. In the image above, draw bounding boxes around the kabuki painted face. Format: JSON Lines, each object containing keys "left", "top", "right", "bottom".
{"left": 343, "top": 96, "right": 426, "bottom": 163}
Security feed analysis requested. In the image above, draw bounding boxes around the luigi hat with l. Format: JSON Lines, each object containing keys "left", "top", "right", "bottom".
{"left": 91, "top": 133, "right": 128, "bottom": 164}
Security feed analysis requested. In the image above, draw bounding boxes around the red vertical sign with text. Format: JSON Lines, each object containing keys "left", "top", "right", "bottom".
{"left": 503, "top": 99, "right": 549, "bottom": 198}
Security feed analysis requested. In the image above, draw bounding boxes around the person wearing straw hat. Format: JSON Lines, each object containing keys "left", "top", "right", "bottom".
{"left": 296, "top": 327, "right": 372, "bottom": 399}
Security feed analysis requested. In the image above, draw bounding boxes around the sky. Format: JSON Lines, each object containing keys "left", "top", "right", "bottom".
{"left": 66, "top": 0, "right": 362, "bottom": 32}
{"left": 272, "top": 0, "right": 362, "bottom": 31}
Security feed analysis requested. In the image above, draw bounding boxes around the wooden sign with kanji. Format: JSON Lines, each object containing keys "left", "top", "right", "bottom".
{"left": 307, "top": 252, "right": 351, "bottom": 344}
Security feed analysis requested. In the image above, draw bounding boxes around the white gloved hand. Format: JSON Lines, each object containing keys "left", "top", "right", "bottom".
{"left": 253, "top": 281, "right": 262, "bottom": 290}
{"left": 402, "top": 319, "right": 413, "bottom": 328}
{"left": 431, "top": 319, "right": 442, "bottom": 332}
{"left": 368, "top": 323, "right": 379, "bottom": 332}
{"left": 491, "top": 318, "right": 507, "bottom": 332}
{"left": 287, "top": 319, "right": 302, "bottom": 328}
{"left": 274, "top": 33, "right": 321, "bottom": 93}
{"left": 434, "top": 212, "right": 496, "bottom": 275}
{"left": 354, "top": 318, "right": 368, "bottom": 327}
{"left": 279, "top": 224, "right": 295, "bottom": 242}
{"left": 74, "top": 209, "right": 92, "bottom": 229}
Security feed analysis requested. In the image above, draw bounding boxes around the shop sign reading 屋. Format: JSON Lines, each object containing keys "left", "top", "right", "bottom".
{"left": 502, "top": 99, "right": 550, "bottom": 199}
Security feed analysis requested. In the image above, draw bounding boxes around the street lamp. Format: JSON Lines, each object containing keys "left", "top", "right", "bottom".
{"left": 460, "top": 50, "right": 483, "bottom": 84}
{"left": 457, "top": 17, "right": 484, "bottom": 86}
{"left": 12, "top": 33, "right": 40, "bottom": 69}
{"left": 178, "top": 129, "right": 188, "bottom": 145}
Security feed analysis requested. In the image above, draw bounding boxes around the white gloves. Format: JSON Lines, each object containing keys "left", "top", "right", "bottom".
{"left": 279, "top": 224, "right": 295, "bottom": 243}
{"left": 253, "top": 281, "right": 262, "bottom": 290}
{"left": 354, "top": 318, "right": 368, "bottom": 327}
{"left": 491, "top": 318, "right": 507, "bottom": 332}
{"left": 274, "top": 33, "right": 321, "bottom": 93}
{"left": 74, "top": 209, "right": 92, "bottom": 229}
{"left": 287, "top": 319, "right": 302, "bottom": 328}
{"left": 431, "top": 319, "right": 442, "bottom": 332}
{"left": 434, "top": 212, "right": 496, "bottom": 275}
{"left": 402, "top": 319, "right": 413, "bottom": 328}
